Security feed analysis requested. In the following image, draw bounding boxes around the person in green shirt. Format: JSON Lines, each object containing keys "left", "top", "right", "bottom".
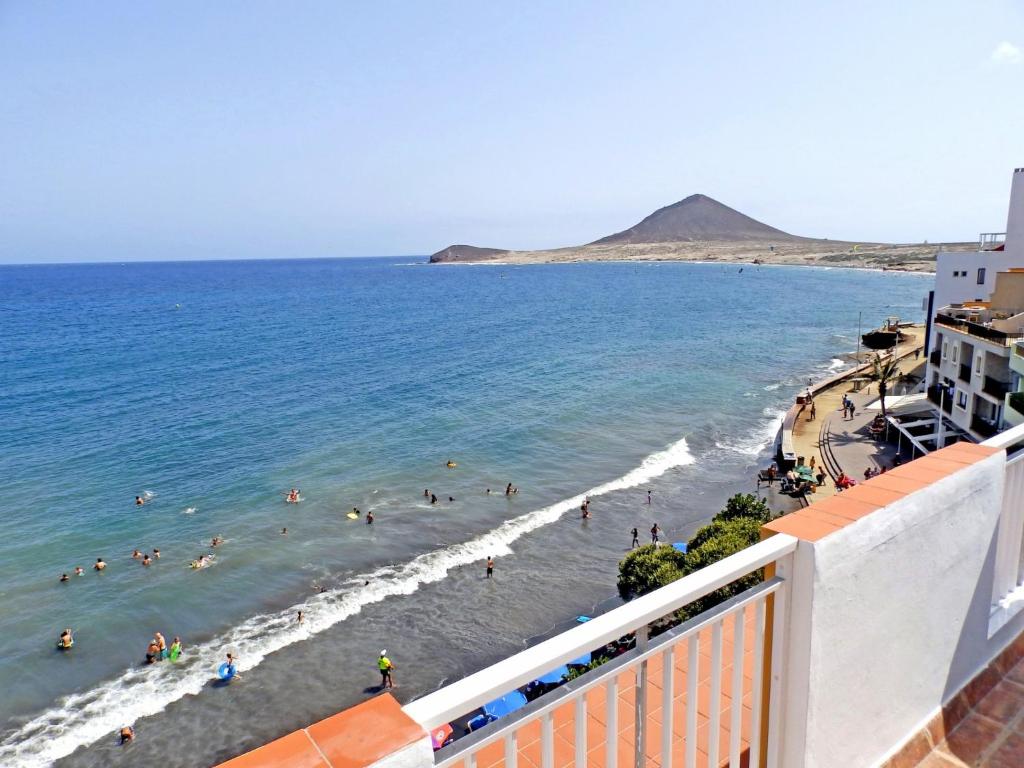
{"left": 378, "top": 650, "right": 394, "bottom": 689}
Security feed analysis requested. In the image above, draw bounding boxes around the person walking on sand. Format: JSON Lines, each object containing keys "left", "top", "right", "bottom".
{"left": 631, "top": 527, "right": 640, "bottom": 548}
{"left": 646, "top": 490, "right": 652, "bottom": 505}
{"left": 378, "top": 650, "right": 394, "bottom": 689}
{"left": 651, "top": 524, "right": 661, "bottom": 545}
{"left": 486, "top": 556, "right": 495, "bottom": 578}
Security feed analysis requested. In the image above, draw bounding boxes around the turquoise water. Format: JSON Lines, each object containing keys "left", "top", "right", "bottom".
{"left": 0, "top": 258, "right": 927, "bottom": 766}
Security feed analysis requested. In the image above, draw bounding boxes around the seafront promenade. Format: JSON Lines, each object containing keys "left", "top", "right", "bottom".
{"left": 782, "top": 326, "right": 926, "bottom": 501}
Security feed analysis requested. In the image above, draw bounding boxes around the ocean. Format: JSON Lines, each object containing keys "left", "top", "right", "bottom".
{"left": 0, "top": 257, "right": 927, "bottom": 766}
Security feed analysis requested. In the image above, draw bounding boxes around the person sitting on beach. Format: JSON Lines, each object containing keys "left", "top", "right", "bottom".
{"left": 864, "top": 467, "right": 875, "bottom": 480}
{"left": 74, "top": 566, "right": 84, "bottom": 576}
{"left": 59, "top": 628, "right": 74, "bottom": 648}
{"left": 142, "top": 554, "right": 152, "bottom": 566}
{"left": 60, "top": 573, "right": 70, "bottom": 583}
{"left": 119, "top": 726, "right": 134, "bottom": 745}
{"left": 94, "top": 557, "right": 106, "bottom": 571}
{"left": 132, "top": 549, "right": 142, "bottom": 559}
{"left": 816, "top": 470, "right": 826, "bottom": 486}
{"left": 135, "top": 496, "right": 145, "bottom": 506}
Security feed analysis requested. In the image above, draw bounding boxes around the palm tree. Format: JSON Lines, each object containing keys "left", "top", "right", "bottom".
{"left": 869, "top": 352, "right": 902, "bottom": 422}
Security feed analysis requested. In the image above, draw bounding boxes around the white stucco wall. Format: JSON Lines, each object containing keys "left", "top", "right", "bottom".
{"left": 367, "top": 737, "right": 434, "bottom": 768}
{"left": 777, "top": 452, "right": 1024, "bottom": 767}
{"left": 932, "top": 250, "right": 1021, "bottom": 311}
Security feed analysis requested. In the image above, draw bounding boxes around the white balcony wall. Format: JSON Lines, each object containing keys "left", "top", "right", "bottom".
{"left": 776, "top": 450, "right": 1024, "bottom": 767}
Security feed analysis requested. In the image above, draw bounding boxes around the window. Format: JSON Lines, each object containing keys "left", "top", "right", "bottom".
{"left": 943, "top": 341, "right": 948, "bottom": 359}
{"left": 976, "top": 355, "right": 983, "bottom": 375}
{"left": 978, "top": 267, "right": 986, "bottom": 285}
{"left": 957, "top": 391, "right": 968, "bottom": 409}
{"left": 953, "top": 345, "right": 959, "bottom": 363}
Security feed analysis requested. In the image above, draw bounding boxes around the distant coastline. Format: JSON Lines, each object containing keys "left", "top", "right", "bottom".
{"left": 428, "top": 193, "right": 963, "bottom": 272}
{"left": 429, "top": 241, "right": 957, "bottom": 273}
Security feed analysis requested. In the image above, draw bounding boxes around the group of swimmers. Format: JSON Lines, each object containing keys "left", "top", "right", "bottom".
{"left": 145, "top": 631, "right": 182, "bottom": 664}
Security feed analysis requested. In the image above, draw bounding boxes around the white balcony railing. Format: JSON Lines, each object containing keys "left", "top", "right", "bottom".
{"left": 403, "top": 534, "right": 799, "bottom": 768}
{"left": 984, "top": 422, "right": 1024, "bottom": 636}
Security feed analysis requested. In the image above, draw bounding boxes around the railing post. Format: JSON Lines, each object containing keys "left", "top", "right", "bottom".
{"left": 763, "top": 551, "right": 794, "bottom": 768}
{"left": 634, "top": 623, "right": 649, "bottom": 768}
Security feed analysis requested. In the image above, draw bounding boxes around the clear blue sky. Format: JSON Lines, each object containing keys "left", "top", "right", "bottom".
{"left": 1, "top": 1, "right": 1022, "bottom": 263}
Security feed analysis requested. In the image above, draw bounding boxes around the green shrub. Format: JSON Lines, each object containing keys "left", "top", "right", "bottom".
{"left": 616, "top": 543, "right": 686, "bottom": 600}
{"left": 615, "top": 494, "right": 771, "bottom": 604}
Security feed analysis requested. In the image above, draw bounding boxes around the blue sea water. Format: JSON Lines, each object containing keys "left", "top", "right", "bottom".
{"left": 0, "top": 257, "right": 927, "bottom": 766}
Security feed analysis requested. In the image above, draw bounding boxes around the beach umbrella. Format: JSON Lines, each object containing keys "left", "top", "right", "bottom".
{"left": 672, "top": 542, "right": 688, "bottom": 553}
{"left": 483, "top": 690, "right": 528, "bottom": 719}
{"left": 430, "top": 723, "right": 454, "bottom": 750}
{"left": 535, "top": 665, "right": 570, "bottom": 685}
{"left": 569, "top": 652, "right": 592, "bottom": 666}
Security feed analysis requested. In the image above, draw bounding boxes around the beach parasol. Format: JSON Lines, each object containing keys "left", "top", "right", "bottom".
{"left": 535, "top": 665, "right": 569, "bottom": 685}
{"left": 483, "top": 690, "right": 528, "bottom": 719}
{"left": 568, "top": 652, "right": 592, "bottom": 666}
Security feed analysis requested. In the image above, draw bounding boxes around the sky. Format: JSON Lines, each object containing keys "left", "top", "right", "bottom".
{"left": 1, "top": 1, "right": 1023, "bottom": 263}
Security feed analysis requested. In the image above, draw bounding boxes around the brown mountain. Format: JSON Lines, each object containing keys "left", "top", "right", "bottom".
{"left": 589, "top": 193, "right": 809, "bottom": 245}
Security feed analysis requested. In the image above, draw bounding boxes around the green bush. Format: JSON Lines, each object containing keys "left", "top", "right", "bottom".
{"left": 616, "top": 493, "right": 772, "bottom": 603}
{"left": 616, "top": 543, "right": 686, "bottom": 600}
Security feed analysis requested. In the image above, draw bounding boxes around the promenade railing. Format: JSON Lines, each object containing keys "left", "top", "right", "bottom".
{"left": 983, "top": 423, "right": 1024, "bottom": 636}
{"left": 403, "top": 534, "right": 799, "bottom": 768}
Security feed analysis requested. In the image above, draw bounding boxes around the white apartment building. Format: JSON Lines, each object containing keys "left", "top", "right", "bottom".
{"left": 924, "top": 168, "right": 1024, "bottom": 443}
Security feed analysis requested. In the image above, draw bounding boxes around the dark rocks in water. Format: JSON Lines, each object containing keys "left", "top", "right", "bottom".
{"left": 429, "top": 245, "right": 509, "bottom": 263}
{"left": 590, "top": 194, "right": 809, "bottom": 245}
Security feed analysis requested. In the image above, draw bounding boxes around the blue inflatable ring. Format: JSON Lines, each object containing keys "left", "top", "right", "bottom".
{"left": 218, "top": 662, "right": 237, "bottom": 680}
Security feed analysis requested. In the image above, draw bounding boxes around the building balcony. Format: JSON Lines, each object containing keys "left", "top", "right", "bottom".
{"left": 959, "top": 363, "right": 972, "bottom": 383}
{"left": 971, "top": 415, "right": 1000, "bottom": 439}
{"left": 929, "top": 349, "right": 940, "bottom": 366}
{"left": 983, "top": 376, "right": 1011, "bottom": 399}
{"left": 216, "top": 429, "right": 1024, "bottom": 768}
{"left": 934, "top": 313, "right": 1024, "bottom": 345}
{"left": 1006, "top": 392, "right": 1024, "bottom": 428}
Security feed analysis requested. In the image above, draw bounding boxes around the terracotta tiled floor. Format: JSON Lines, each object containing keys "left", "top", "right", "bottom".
{"left": 449, "top": 605, "right": 760, "bottom": 768}
{"left": 911, "top": 659, "right": 1024, "bottom": 767}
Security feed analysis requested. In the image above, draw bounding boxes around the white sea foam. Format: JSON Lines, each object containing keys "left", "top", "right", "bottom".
{"left": 714, "top": 407, "right": 787, "bottom": 457}
{"left": 182, "top": 507, "right": 197, "bottom": 515}
{"left": 0, "top": 437, "right": 695, "bottom": 767}
{"left": 826, "top": 358, "right": 846, "bottom": 372}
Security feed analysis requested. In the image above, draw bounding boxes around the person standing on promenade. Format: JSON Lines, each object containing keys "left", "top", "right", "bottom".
{"left": 631, "top": 528, "right": 640, "bottom": 548}
{"left": 486, "top": 556, "right": 494, "bottom": 578}
{"left": 651, "top": 524, "right": 661, "bottom": 545}
{"left": 378, "top": 650, "right": 395, "bottom": 689}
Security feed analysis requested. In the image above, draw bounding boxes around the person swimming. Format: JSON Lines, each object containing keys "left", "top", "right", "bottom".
{"left": 430, "top": 493, "right": 437, "bottom": 504}
{"left": 446, "top": 460, "right": 456, "bottom": 468}
{"left": 286, "top": 488, "right": 300, "bottom": 504}
{"left": 132, "top": 549, "right": 142, "bottom": 559}
{"left": 281, "top": 527, "right": 288, "bottom": 535}
{"left": 94, "top": 557, "right": 106, "bottom": 571}
{"left": 74, "top": 566, "right": 84, "bottom": 576}
{"left": 211, "top": 536, "right": 223, "bottom": 547}
{"left": 59, "top": 573, "right": 69, "bottom": 583}
{"left": 423, "top": 489, "right": 429, "bottom": 498}
{"left": 58, "top": 628, "right": 74, "bottom": 649}
{"left": 152, "top": 548, "right": 160, "bottom": 559}
{"left": 169, "top": 636, "right": 182, "bottom": 660}
{"left": 141, "top": 554, "right": 152, "bottom": 566}
{"left": 366, "top": 510, "right": 374, "bottom": 524}
{"left": 135, "top": 496, "right": 145, "bottom": 506}
{"left": 119, "top": 725, "right": 134, "bottom": 745}
{"left": 505, "top": 483, "right": 512, "bottom": 496}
